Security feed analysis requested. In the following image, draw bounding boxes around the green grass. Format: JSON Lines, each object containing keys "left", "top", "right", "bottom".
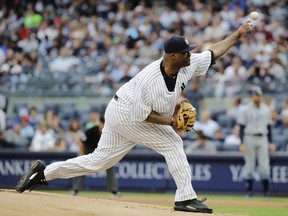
{"left": 44, "top": 190, "right": 288, "bottom": 216}
{"left": 216, "top": 207, "right": 287, "bottom": 216}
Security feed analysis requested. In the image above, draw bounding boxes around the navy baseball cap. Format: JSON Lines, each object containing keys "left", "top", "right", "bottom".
{"left": 250, "top": 87, "right": 263, "bottom": 96}
{"left": 164, "top": 35, "right": 197, "bottom": 54}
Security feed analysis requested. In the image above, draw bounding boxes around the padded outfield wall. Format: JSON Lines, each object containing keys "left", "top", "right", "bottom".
{"left": 0, "top": 151, "right": 287, "bottom": 195}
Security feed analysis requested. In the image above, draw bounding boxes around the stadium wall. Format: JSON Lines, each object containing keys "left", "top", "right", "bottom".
{"left": 0, "top": 151, "right": 287, "bottom": 195}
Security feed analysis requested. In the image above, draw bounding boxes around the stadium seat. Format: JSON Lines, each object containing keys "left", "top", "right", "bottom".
{"left": 43, "top": 103, "right": 59, "bottom": 114}
{"left": 217, "top": 114, "right": 234, "bottom": 128}
{"left": 5, "top": 113, "right": 17, "bottom": 129}
{"left": 90, "top": 103, "right": 107, "bottom": 114}
{"left": 77, "top": 109, "right": 91, "bottom": 126}
{"left": 273, "top": 135, "right": 287, "bottom": 151}
{"left": 211, "top": 109, "right": 226, "bottom": 121}
{"left": 58, "top": 104, "right": 76, "bottom": 120}
{"left": 13, "top": 103, "right": 28, "bottom": 115}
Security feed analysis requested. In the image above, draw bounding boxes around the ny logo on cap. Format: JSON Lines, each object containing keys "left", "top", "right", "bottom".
{"left": 185, "top": 39, "right": 189, "bottom": 45}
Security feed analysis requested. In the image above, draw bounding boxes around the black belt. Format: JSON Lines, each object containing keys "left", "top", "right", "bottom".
{"left": 114, "top": 94, "right": 118, "bottom": 101}
{"left": 247, "top": 133, "right": 264, "bottom": 137}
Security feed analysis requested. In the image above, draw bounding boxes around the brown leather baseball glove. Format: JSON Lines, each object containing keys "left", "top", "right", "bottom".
{"left": 174, "top": 100, "right": 197, "bottom": 131}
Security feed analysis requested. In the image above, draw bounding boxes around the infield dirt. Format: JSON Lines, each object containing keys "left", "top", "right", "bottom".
{"left": 1, "top": 189, "right": 284, "bottom": 216}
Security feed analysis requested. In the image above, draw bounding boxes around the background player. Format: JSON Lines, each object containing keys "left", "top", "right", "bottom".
{"left": 238, "top": 87, "right": 276, "bottom": 198}
{"left": 84, "top": 115, "right": 121, "bottom": 197}
{"left": 16, "top": 21, "right": 253, "bottom": 214}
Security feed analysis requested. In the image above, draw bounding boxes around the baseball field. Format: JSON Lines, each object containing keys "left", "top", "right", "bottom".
{"left": 1, "top": 189, "right": 287, "bottom": 216}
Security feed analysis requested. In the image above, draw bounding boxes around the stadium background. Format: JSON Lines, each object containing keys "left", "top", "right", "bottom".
{"left": 0, "top": 0, "right": 287, "bottom": 196}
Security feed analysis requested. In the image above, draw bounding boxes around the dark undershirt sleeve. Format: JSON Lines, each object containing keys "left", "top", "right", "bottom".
{"left": 208, "top": 50, "right": 216, "bottom": 67}
{"left": 239, "top": 124, "right": 245, "bottom": 143}
{"left": 267, "top": 125, "right": 272, "bottom": 143}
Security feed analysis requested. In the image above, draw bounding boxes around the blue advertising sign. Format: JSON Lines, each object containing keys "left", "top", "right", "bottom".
{"left": 0, "top": 151, "right": 287, "bottom": 195}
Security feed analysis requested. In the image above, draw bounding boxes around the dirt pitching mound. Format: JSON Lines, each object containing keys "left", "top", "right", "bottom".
{"left": 0, "top": 189, "right": 239, "bottom": 216}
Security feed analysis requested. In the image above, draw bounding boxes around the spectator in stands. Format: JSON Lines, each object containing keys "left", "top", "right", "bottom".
{"left": 10, "top": 64, "right": 28, "bottom": 91}
{"left": 109, "top": 58, "right": 125, "bottom": 82}
{"left": 263, "top": 97, "right": 275, "bottom": 111}
{"left": 22, "top": 50, "right": 42, "bottom": 73}
{"left": 119, "top": 64, "right": 133, "bottom": 84}
{"left": 62, "top": 119, "right": 86, "bottom": 154}
{"left": 0, "top": 129, "right": 5, "bottom": 148}
{"left": 44, "top": 109, "right": 64, "bottom": 137}
{"left": 226, "top": 96, "right": 245, "bottom": 122}
{"left": 84, "top": 116, "right": 121, "bottom": 197}
{"left": 135, "top": 39, "right": 160, "bottom": 67}
{"left": 17, "top": 33, "right": 39, "bottom": 54}
{"left": 3, "top": 122, "right": 29, "bottom": 149}
{"left": 224, "top": 125, "right": 241, "bottom": 147}
{"left": 211, "top": 61, "right": 228, "bottom": 98}
{"left": 44, "top": 109, "right": 54, "bottom": 126}
{"left": 194, "top": 110, "right": 220, "bottom": 139}
{"left": 280, "top": 99, "right": 288, "bottom": 118}
{"left": 184, "top": 79, "right": 206, "bottom": 120}
{"left": 49, "top": 47, "right": 80, "bottom": 73}
{"left": 97, "top": 71, "right": 116, "bottom": 96}
{"left": 203, "top": 14, "right": 229, "bottom": 42}
{"left": 268, "top": 57, "right": 286, "bottom": 83}
{"left": 159, "top": 6, "right": 180, "bottom": 33}
{"left": 0, "top": 1, "right": 287, "bottom": 152}
{"left": 249, "top": 67, "right": 276, "bottom": 92}
{"left": 50, "top": 114, "right": 64, "bottom": 134}
{"left": 23, "top": 3, "right": 42, "bottom": 29}
{"left": 50, "top": 114, "right": 65, "bottom": 145}
{"left": 280, "top": 116, "right": 288, "bottom": 135}
{"left": 238, "top": 37, "right": 258, "bottom": 64}
{"left": 29, "top": 106, "right": 44, "bottom": 128}
{"left": 0, "top": 64, "right": 10, "bottom": 85}
{"left": 85, "top": 110, "right": 100, "bottom": 130}
{"left": 0, "top": 48, "right": 5, "bottom": 66}
{"left": 270, "top": 109, "right": 283, "bottom": 130}
{"left": 176, "top": 129, "right": 195, "bottom": 147}
{"left": 20, "top": 115, "right": 35, "bottom": 142}
{"left": 60, "top": 119, "right": 86, "bottom": 196}
{"left": 0, "top": 0, "right": 285, "bottom": 98}
{"left": 0, "top": 93, "right": 8, "bottom": 113}
{"left": 224, "top": 56, "right": 247, "bottom": 97}
{"left": 214, "top": 129, "right": 225, "bottom": 144}
{"left": 29, "top": 121, "right": 59, "bottom": 152}
{"left": 185, "top": 130, "right": 217, "bottom": 154}
{"left": 0, "top": 107, "right": 6, "bottom": 132}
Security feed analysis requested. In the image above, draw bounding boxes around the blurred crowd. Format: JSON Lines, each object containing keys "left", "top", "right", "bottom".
{"left": 1, "top": 87, "right": 288, "bottom": 153}
{"left": 0, "top": 100, "right": 104, "bottom": 154}
{"left": 0, "top": 0, "right": 287, "bottom": 96}
{"left": 0, "top": 0, "right": 288, "bottom": 153}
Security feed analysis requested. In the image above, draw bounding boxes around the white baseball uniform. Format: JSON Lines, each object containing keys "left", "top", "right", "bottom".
{"left": 44, "top": 51, "right": 212, "bottom": 202}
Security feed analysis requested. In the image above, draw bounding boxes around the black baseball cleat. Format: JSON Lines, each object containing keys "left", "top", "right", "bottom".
{"left": 174, "top": 197, "right": 213, "bottom": 213}
{"left": 15, "top": 160, "right": 48, "bottom": 193}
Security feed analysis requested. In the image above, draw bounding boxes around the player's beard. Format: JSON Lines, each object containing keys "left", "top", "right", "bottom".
{"left": 183, "top": 58, "right": 191, "bottom": 67}
{"left": 179, "top": 58, "right": 190, "bottom": 68}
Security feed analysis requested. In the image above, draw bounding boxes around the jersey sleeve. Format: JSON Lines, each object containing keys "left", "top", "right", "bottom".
{"left": 266, "top": 106, "right": 273, "bottom": 125}
{"left": 237, "top": 106, "right": 246, "bottom": 125}
{"left": 131, "top": 84, "right": 152, "bottom": 122}
{"left": 191, "top": 50, "right": 212, "bottom": 77}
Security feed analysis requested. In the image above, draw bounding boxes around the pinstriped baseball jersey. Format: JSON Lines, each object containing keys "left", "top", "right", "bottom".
{"left": 44, "top": 50, "right": 212, "bottom": 203}
{"left": 116, "top": 50, "right": 212, "bottom": 122}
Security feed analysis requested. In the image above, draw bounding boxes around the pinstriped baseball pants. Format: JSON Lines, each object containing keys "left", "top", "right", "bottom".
{"left": 44, "top": 99, "right": 197, "bottom": 201}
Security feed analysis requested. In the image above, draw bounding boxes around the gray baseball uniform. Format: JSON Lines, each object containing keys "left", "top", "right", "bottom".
{"left": 44, "top": 50, "right": 212, "bottom": 202}
{"left": 237, "top": 101, "right": 272, "bottom": 180}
